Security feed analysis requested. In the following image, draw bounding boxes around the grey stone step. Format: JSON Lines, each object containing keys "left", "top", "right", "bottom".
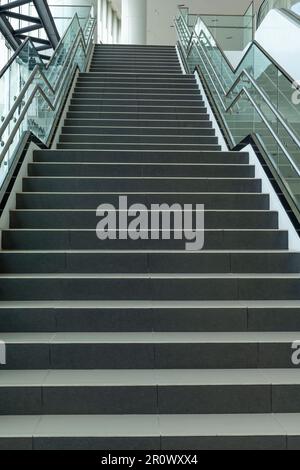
{"left": 9, "top": 209, "right": 277, "bottom": 230}
{"left": 74, "top": 84, "right": 199, "bottom": 91}
{"left": 28, "top": 163, "right": 252, "bottom": 178}
{"left": 57, "top": 143, "right": 222, "bottom": 151}
{"left": 1, "top": 229, "right": 288, "bottom": 250}
{"left": 1, "top": 413, "right": 300, "bottom": 450}
{"left": 0, "top": 251, "right": 298, "bottom": 274}
{"left": 1, "top": 331, "right": 300, "bottom": 369}
{"left": 88, "top": 68, "right": 183, "bottom": 74}
{"left": 69, "top": 99, "right": 205, "bottom": 109}
{"left": 22, "top": 176, "right": 261, "bottom": 193}
{"left": 79, "top": 72, "right": 188, "bottom": 79}
{"left": 0, "top": 273, "right": 298, "bottom": 302}
{"left": 2, "top": 369, "right": 300, "bottom": 415}
{"left": 68, "top": 105, "right": 208, "bottom": 114}
{"left": 0, "top": 300, "right": 300, "bottom": 333}
{"left": 70, "top": 97, "right": 204, "bottom": 106}
{"left": 76, "top": 72, "right": 196, "bottom": 83}
{"left": 57, "top": 142, "right": 221, "bottom": 151}
{"left": 59, "top": 134, "right": 217, "bottom": 145}
{"left": 90, "top": 61, "right": 181, "bottom": 68}
{"left": 16, "top": 192, "right": 268, "bottom": 210}
{"left": 33, "top": 150, "right": 247, "bottom": 164}
{"left": 61, "top": 126, "right": 215, "bottom": 136}
{"left": 64, "top": 119, "right": 213, "bottom": 129}
{"left": 66, "top": 111, "right": 210, "bottom": 120}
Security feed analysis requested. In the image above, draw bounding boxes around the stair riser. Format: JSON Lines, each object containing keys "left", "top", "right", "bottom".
{"left": 33, "top": 150, "right": 247, "bottom": 164}
{"left": 22, "top": 178, "right": 261, "bottom": 193}
{"left": 2, "top": 306, "right": 300, "bottom": 333}
{"left": 27, "top": 165, "right": 252, "bottom": 178}
{"left": 61, "top": 126, "right": 215, "bottom": 136}
{"left": 0, "top": 340, "right": 298, "bottom": 369}
{"left": 70, "top": 99, "right": 205, "bottom": 107}
{"left": 1, "top": 383, "right": 297, "bottom": 415}
{"left": 68, "top": 106, "right": 208, "bottom": 114}
{"left": 0, "top": 277, "right": 298, "bottom": 301}
{"left": 88, "top": 67, "right": 183, "bottom": 72}
{"left": 1, "top": 230, "right": 288, "bottom": 250}
{"left": 57, "top": 143, "right": 222, "bottom": 151}
{"left": 0, "top": 252, "right": 297, "bottom": 274}
{"left": 0, "top": 435, "right": 286, "bottom": 451}
{"left": 75, "top": 84, "right": 199, "bottom": 91}
{"left": 72, "top": 92, "right": 203, "bottom": 99}
{"left": 80, "top": 73, "right": 188, "bottom": 79}
{"left": 59, "top": 135, "right": 218, "bottom": 145}
{"left": 10, "top": 210, "right": 277, "bottom": 230}
{"left": 63, "top": 119, "right": 213, "bottom": 129}
{"left": 16, "top": 194, "right": 268, "bottom": 210}
{"left": 66, "top": 111, "right": 210, "bottom": 120}
{"left": 77, "top": 77, "right": 196, "bottom": 85}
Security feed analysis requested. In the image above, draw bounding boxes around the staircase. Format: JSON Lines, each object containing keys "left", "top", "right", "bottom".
{"left": 1, "top": 43, "right": 300, "bottom": 450}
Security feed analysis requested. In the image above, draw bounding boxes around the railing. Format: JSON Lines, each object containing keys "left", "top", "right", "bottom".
{"left": 0, "top": 7, "right": 95, "bottom": 188}
{"left": 175, "top": 6, "right": 300, "bottom": 219}
{"left": 257, "top": 0, "right": 300, "bottom": 27}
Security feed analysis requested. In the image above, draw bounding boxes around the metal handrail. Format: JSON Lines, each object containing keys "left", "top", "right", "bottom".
{"left": 175, "top": 13, "right": 300, "bottom": 180}
{"left": 0, "top": 12, "right": 95, "bottom": 167}
{"left": 178, "top": 6, "right": 296, "bottom": 85}
{"left": 193, "top": 28, "right": 300, "bottom": 152}
{"left": 0, "top": 16, "right": 93, "bottom": 142}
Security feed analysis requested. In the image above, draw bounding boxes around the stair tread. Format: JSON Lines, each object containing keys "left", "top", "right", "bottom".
{"left": 0, "top": 299, "right": 299, "bottom": 308}
{"left": 2, "top": 369, "right": 300, "bottom": 386}
{"left": 1, "top": 331, "right": 300, "bottom": 343}
{"left": 0, "top": 413, "right": 298, "bottom": 438}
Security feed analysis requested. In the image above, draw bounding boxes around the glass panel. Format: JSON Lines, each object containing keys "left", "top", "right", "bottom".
{"left": 0, "top": 7, "right": 95, "bottom": 191}
{"left": 175, "top": 5, "right": 300, "bottom": 214}
{"left": 257, "top": 0, "right": 300, "bottom": 27}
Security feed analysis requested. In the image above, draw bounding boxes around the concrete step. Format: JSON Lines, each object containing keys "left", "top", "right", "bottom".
{"left": 0, "top": 251, "right": 298, "bottom": 274}
{"left": 22, "top": 176, "right": 261, "bottom": 193}
{"left": 78, "top": 74, "right": 195, "bottom": 83}
{"left": 56, "top": 143, "right": 222, "bottom": 151}
{"left": 70, "top": 97, "right": 205, "bottom": 107}
{"left": 27, "top": 163, "right": 252, "bottom": 178}
{"left": 74, "top": 83, "right": 199, "bottom": 91}
{"left": 16, "top": 192, "right": 268, "bottom": 210}
{"left": 9, "top": 209, "right": 277, "bottom": 230}
{"left": 61, "top": 126, "right": 215, "bottom": 136}
{"left": 58, "top": 134, "right": 218, "bottom": 145}
{"left": 33, "top": 150, "right": 247, "bottom": 164}
{"left": 0, "top": 300, "right": 299, "bottom": 333}
{"left": 1, "top": 229, "right": 288, "bottom": 251}
{"left": 0, "top": 273, "right": 298, "bottom": 302}
{"left": 1, "top": 412, "right": 300, "bottom": 450}
{"left": 63, "top": 119, "right": 213, "bottom": 128}
{"left": 1, "top": 331, "right": 300, "bottom": 369}
{"left": 68, "top": 105, "right": 208, "bottom": 114}
{"left": 2, "top": 369, "right": 300, "bottom": 415}
{"left": 66, "top": 110, "right": 211, "bottom": 120}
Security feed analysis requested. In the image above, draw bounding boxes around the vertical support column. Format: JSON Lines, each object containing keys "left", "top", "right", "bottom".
{"left": 102, "top": 0, "right": 108, "bottom": 42}
{"left": 97, "top": 0, "right": 103, "bottom": 43}
{"left": 107, "top": 2, "right": 113, "bottom": 43}
{"left": 121, "top": 0, "right": 147, "bottom": 45}
{"left": 112, "top": 11, "right": 119, "bottom": 44}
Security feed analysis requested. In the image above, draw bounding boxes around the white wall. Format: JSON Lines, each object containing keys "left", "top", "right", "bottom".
{"left": 256, "top": 9, "right": 300, "bottom": 80}
{"left": 111, "top": 0, "right": 264, "bottom": 45}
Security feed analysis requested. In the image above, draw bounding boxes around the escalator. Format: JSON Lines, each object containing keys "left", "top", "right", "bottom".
{"left": 176, "top": 5, "right": 300, "bottom": 225}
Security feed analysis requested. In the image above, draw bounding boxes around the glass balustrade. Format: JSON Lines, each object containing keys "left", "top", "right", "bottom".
{"left": 0, "top": 8, "right": 95, "bottom": 189}
{"left": 175, "top": 6, "right": 300, "bottom": 215}
{"left": 257, "top": 0, "right": 300, "bottom": 27}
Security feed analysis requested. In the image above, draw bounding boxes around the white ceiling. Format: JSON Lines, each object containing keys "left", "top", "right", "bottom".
{"left": 110, "top": 0, "right": 264, "bottom": 45}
